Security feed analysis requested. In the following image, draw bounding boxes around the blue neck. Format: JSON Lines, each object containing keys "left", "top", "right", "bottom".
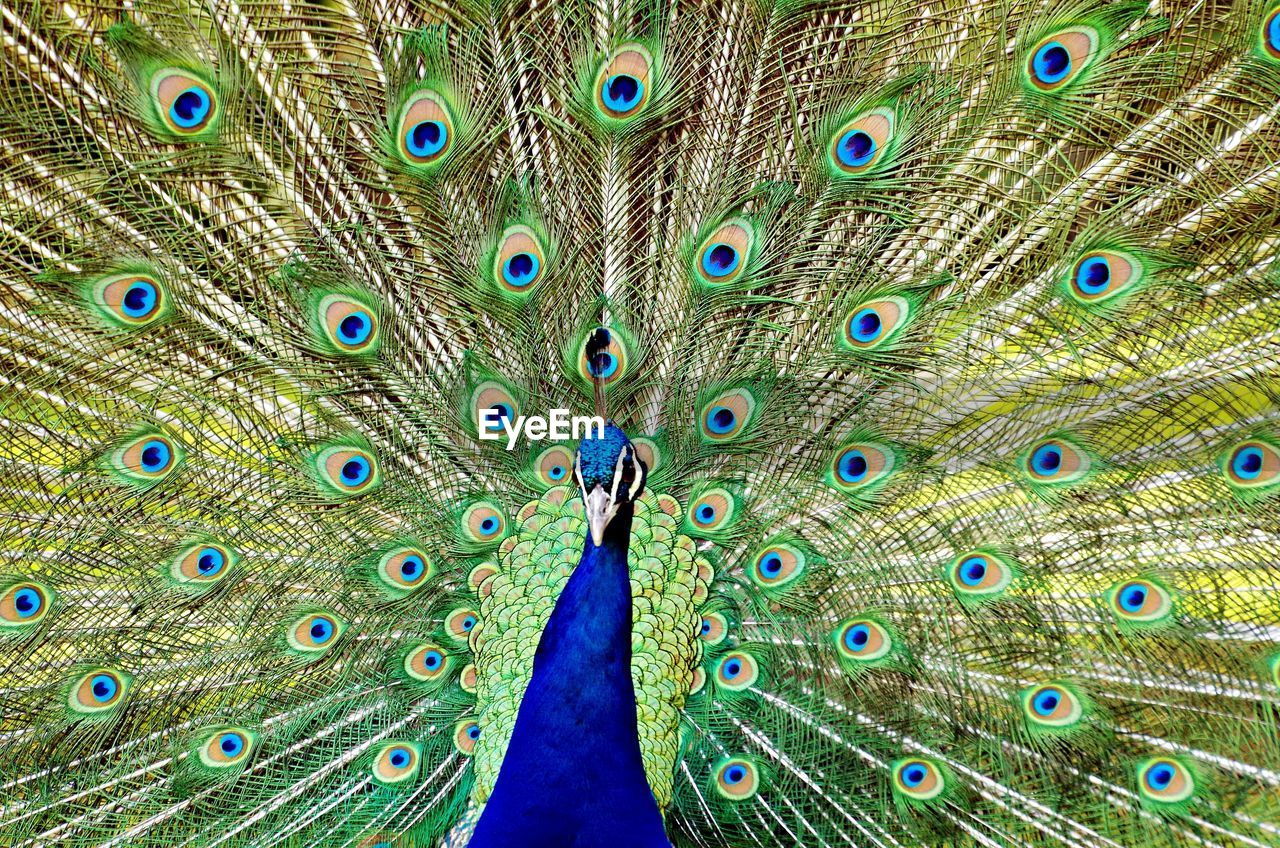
{"left": 468, "top": 504, "right": 670, "bottom": 848}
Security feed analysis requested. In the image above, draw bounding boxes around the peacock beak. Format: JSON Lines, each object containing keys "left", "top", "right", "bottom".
{"left": 584, "top": 484, "right": 620, "bottom": 546}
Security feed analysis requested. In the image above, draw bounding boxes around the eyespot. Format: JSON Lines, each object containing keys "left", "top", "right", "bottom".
{"left": 462, "top": 502, "right": 506, "bottom": 545}
{"left": 493, "top": 224, "right": 547, "bottom": 293}
{"left": 835, "top": 618, "right": 894, "bottom": 664}
{"left": 91, "top": 273, "right": 168, "bottom": 327}
{"left": 150, "top": 69, "right": 219, "bottom": 136}
{"left": 712, "top": 757, "right": 760, "bottom": 800}
{"left": 632, "top": 438, "right": 662, "bottom": 475}
{"left": 1264, "top": 5, "right": 1280, "bottom": 60}
{"left": 841, "top": 297, "right": 911, "bottom": 351}
{"left": 595, "top": 44, "right": 653, "bottom": 119}
{"left": 404, "top": 642, "right": 452, "bottom": 683}
{"left": 287, "top": 612, "right": 344, "bottom": 654}
{"left": 317, "top": 293, "right": 379, "bottom": 355}
{"left": 445, "top": 607, "right": 480, "bottom": 644}
{"left": 749, "top": 542, "right": 807, "bottom": 589}
{"left": 459, "top": 663, "right": 478, "bottom": 693}
{"left": 1067, "top": 251, "right": 1140, "bottom": 304}
{"left": 1025, "top": 27, "right": 1099, "bottom": 92}
{"left": 829, "top": 107, "right": 895, "bottom": 176}
{"left": 1221, "top": 440, "right": 1280, "bottom": 490}
{"left": 171, "top": 542, "right": 236, "bottom": 586}
{"left": 68, "top": 668, "right": 130, "bottom": 715}
{"left": 396, "top": 90, "right": 454, "bottom": 167}
{"left": 198, "top": 727, "right": 257, "bottom": 768}
{"left": 1021, "top": 437, "right": 1092, "bottom": 485}
{"left": 376, "top": 547, "right": 433, "bottom": 595}
{"left": 454, "top": 719, "right": 481, "bottom": 755}
{"left": 0, "top": 581, "right": 52, "bottom": 627}
{"left": 698, "top": 388, "right": 757, "bottom": 443}
{"left": 110, "top": 432, "right": 181, "bottom": 484}
{"left": 828, "top": 442, "right": 897, "bottom": 492}
{"left": 471, "top": 381, "right": 520, "bottom": 436}
{"left": 577, "top": 326, "right": 629, "bottom": 386}
{"left": 946, "top": 551, "right": 1016, "bottom": 602}
{"left": 686, "top": 488, "right": 736, "bottom": 535}
{"left": 699, "top": 613, "right": 728, "bottom": 645}
{"left": 372, "top": 741, "right": 422, "bottom": 785}
{"left": 694, "top": 218, "right": 755, "bottom": 287}
{"left": 1020, "top": 682, "right": 1086, "bottom": 730}
{"left": 714, "top": 651, "right": 759, "bottom": 691}
{"left": 1108, "top": 578, "right": 1174, "bottom": 625}
{"left": 468, "top": 562, "right": 499, "bottom": 596}
{"left": 315, "top": 445, "right": 381, "bottom": 497}
{"left": 892, "top": 757, "right": 946, "bottom": 801}
{"left": 1136, "top": 757, "right": 1196, "bottom": 806}
{"left": 532, "top": 446, "right": 575, "bottom": 488}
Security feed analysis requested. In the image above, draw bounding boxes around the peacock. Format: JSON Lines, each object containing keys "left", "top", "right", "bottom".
{"left": 2, "top": 0, "right": 1280, "bottom": 845}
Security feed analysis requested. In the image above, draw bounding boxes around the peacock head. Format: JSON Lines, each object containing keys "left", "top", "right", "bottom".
{"left": 574, "top": 422, "right": 647, "bottom": 545}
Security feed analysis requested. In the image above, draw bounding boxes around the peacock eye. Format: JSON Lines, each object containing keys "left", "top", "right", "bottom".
{"left": 395, "top": 89, "right": 455, "bottom": 168}
{"left": 1024, "top": 27, "right": 1099, "bottom": 92}
{"left": 91, "top": 273, "right": 168, "bottom": 328}
{"left": 828, "top": 107, "right": 895, "bottom": 176}
{"left": 150, "top": 69, "right": 219, "bottom": 136}
{"left": 1, "top": 581, "right": 53, "bottom": 627}
{"left": 594, "top": 44, "right": 654, "bottom": 120}
{"left": 1265, "top": 5, "right": 1280, "bottom": 59}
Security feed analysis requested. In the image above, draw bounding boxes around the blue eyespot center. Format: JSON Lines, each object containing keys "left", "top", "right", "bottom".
{"left": 845, "top": 623, "right": 870, "bottom": 650}
{"left": 171, "top": 87, "right": 211, "bottom": 128}
{"left": 1269, "top": 11, "right": 1280, "bottom": 52}
{"left": 849, "top": 308, "right": 882, "bottom": 341}
{"left": 341, "top": 457, "right": 371, "bottom": 485}
{"left": 1121, "top": 585, "right": 1147, "bottom": 612}
{"left": 724, "top": 765, "right": 746, "bottom": 784}
{"left": 91, "top": 674, "right": 117, "bottom": 702}
{"left": 389, "top": 747, "right": 410, "bottom": 768}
{"left": 603, "top": 74, "right": 643, "bottom": 112}
{"left": 1033, "top": 42, "right": 1072, "bottom": 84}
{"left": 839, "top": 450, "right": 868, "bottom": 482}
{"left": 548, "top": 464, "right": 566, "bottom": 480}
{"left": 1233, "top": 446, "right": 1264, "bottom": 479}
{"left": 697, "top": 504, "right": 716, "bottom": 522}
{"left": 219, "top": 733, "right": 243, "bottom": 756}
{"left": 707, "top": 406, "right": 737, "bottom": 434}
{"left": 592, "top": 352, "right": 618, "bottom": 379}
{"left": 338, "top": 312, "right": 372, "bottom": 345}
{"left": 480, "top": 517, "right": 497, "bottom": 534}
{"left": 1147, "top": 764, "right": 1174, "bottom": 790}
{"left": 1033, "top": 689, "right": 1061, "bottom": 715}
{"left": 423, "top": 650, "right": 442, "bottom": 669}
{"left": 462, "top": 616, "right": 476, "bottom": 631}
{"left": 837, "top": 129, "right": 876, "bottom": 167}
{"left": 467, "top": 725, "right": 480, "bottom": 740}
{"left": 702, "top": 243, "right": 740, "bottom": 277}
{"left": 14, "top": 587, "right": 40, "bottom": 617}
{"left": 759, "top": 553, "right": 783, "bottom": 577}
{"left": 310, "top": 619, "right": 334, "bottom": 642}
{"left": 724, "top": 659, "right": 742, "bottom": 677}
{"left": 503, "top": 252, "right": 539, "bottom": 287}
{"left": 140, "top": 440, "right": 171, "bottom": 472}
{"left": 122, "top": 281, "right": 158, "bottom": 318}
{"left": 407, "top": 120, "right": 447, "bottom": 158}
{"left": 401, "top": 555, "right": 424, "bottom": 580}
{"left": 1031, "top": 444, "right": 1062, "bottom": 475}
{"left": 485, "top": 403, "right": 513, "bottom": 432}
{"left": 701, "top": 619, "right": 712, "bottom": 634}
{"left": 960, "top": 557, "right": 987, "bottom": 586}
{"left": 197, "top": 548, "right": 225, "bottom": 575}
{"left": 1075, "top": 256, "right": 1111, "bottom": 294}
{"left": 902, "top": 764, "right": 926, "bottom": 787}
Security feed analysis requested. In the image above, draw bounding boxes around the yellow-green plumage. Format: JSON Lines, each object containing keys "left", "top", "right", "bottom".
{"left": 472, "top": 487, "right": 709, "bottom": 808}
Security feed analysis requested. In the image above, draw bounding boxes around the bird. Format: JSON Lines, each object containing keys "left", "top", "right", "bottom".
{"left": 0, "top": 0, "right": 1279, "bottom": 845}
